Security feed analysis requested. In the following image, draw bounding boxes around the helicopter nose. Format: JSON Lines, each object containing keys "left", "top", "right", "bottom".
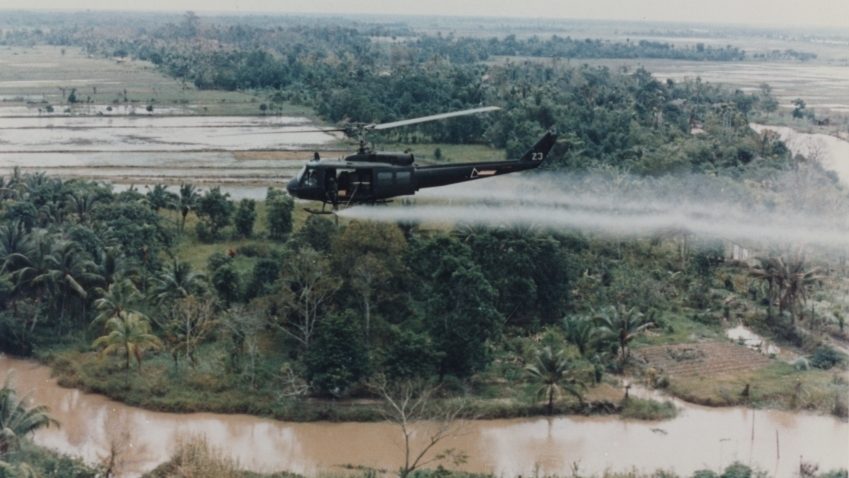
{"left": 286, "top": 177, "right": 298, "bottom": 197}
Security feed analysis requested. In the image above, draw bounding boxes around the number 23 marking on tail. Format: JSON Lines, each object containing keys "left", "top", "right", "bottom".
{"left": 532, "top": 152, "right": 544, "bottom": 161}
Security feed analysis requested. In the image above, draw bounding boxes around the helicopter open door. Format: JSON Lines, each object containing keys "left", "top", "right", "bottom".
{"left": 332, "top": 168, "right": 374, "bottom": 204}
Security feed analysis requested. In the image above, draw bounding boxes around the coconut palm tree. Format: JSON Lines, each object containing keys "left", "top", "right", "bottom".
{"left": 150, "top": 259, "right": 206, "bottom": 304}
{"left": 175, "top": 183, "right": 200, "bottom": 233}
{"left": 0, "top": 222, "right": 27, "bottom": 261}
{"left": 5, "top": 231, "right": 54, "bottom": 331}
{"left": 64, "top": 188, "right": 103, "bottom": 224}
{"left": 145, "top": 184, "right": 177, "bottom": 213}
{"left": 563, "top": 315, "right": 596, "bottom": 357}
{"left": 594, "top": 305, "right": 653, "bottom": 367}
{"left": 9, "top": 239, "right": 101, "bottom": 325}
{"left": 92, "top": 278, "right": 145, "bottom": 330}
{"left": 751, "top": 255, "right": 823, "bottom": 325}
{"left": 0, "top": 373, "right": 58, "bottom": 456}
{"left": 92, "top": 313, "right": 162, "bottom": 378}
{"left": 525, "top": 346, "right": 586, "bottom": 414}
{"left": 43, "top": 240, "right": 103, "bottom": 322}
{"left": 750, "top": 256, "right": 781, "bottom": 321}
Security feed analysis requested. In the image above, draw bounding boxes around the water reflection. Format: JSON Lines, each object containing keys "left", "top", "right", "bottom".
{"left": 1, "top": 355, "right": 846, "bottom": 477}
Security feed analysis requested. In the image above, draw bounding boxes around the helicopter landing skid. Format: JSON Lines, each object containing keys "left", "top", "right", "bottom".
{"left": 304, "top": 208, "right": 335, "bottom": 215}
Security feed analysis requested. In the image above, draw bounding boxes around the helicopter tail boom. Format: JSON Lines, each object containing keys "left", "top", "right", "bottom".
{"left": 519, "top": 129, "right": 558, "bottom": 163}
{"left": 413, "top": 130, "right": 557, "bottom": 190}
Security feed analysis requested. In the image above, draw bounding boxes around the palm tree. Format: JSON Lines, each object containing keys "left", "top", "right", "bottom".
{"left": 43, "top": 240, "right": 103, "bottom": 322}
{"left": 64, "top": 188, "right": 102, "bottom": 224}
{"left": 10, "top": 239, "right": 101, "bottom": 324}
{"left": 750, "top": 256, "right": 781, "bottom": 321}
{"left": 563, "top": 315, "right": 596, "bottom": 357}
{"left": 0, "top": 373, "right": 58, "bottom": 455}
{"left": 594, "top": 305, "right": 653, "bottom": 367}
{"left": 5, "top": 231, "right": 54, "bottom": 332}
{"left": 0, "top": 222, "right": 27, "bottom": 263}
{"left": 525, "top": 346, "right": 586, "bottom": 414}
{"left": 95, "top": 247, "right": 127, "bottom": 287}
{"left": 150, "top": 259, "right": 206, "bottom": 304}
{"left": 92, "top": 313, "right": 162, "bottom": 378}
{"left": 92, "top": 278, "right": 145, "bottom": 330}
{"left": 175, "top": 183, "right": 200, "bottom": 233}
{"left": 751, "top": 255, "right": 823, "bottom": 325}
{"left": 145, "top": 184, "right": 177, "bottom": 213}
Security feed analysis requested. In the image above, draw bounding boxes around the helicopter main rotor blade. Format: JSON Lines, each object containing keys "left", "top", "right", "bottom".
{"left": 367, "top": 106, "right": 501, "bottom": 131}
{"left": 220, "top": 127, "right": 348, "bottom": 137}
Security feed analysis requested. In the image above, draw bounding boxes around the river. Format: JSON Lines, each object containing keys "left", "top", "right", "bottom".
{"left": 751, "top": 124, "right": 849, "bottom": 186}
{"left": 1, "top": 355, "right": 846, "bottom": 477}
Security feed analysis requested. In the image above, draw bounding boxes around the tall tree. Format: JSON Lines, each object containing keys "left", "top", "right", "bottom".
{"left": 175, "top": 183, "right": 200, "bottom": 233}
{"left": 234, "top": 198, "right": 256, "bottom": 238}
{"left": 195, "top": 187, "right": 234, "bottom": 242}
{"left": 303, "top": 311, "right": 369, "bottom": 396}
{"left": 410, "top": 235, "right": 502, "bottom": 378}
{"left": 266, "top": 188, "right": 294, "bottom": 241}
{"left": 159, "top": 295, "right": 216, "bottom": 370}
{"left": 271, "top": 247, "right": 340, "bottom": 350}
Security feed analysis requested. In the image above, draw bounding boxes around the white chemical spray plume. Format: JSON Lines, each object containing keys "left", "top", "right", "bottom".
{"left": 338, "top": 172, "right": 849, "bottom": 253}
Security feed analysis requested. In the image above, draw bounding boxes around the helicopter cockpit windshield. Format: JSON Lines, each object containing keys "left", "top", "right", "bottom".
{"left": 298, "top": 166, "right": 319, "bottom": 189}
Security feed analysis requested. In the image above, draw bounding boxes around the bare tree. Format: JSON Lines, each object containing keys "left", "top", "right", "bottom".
{"left": 219, "top": 305, "right": 265, "bottom": 388}
{"left": 172, "top": 295, "right": 217, "bottom": 367}
{"left": 273, "top": 248, "right": 341, "bottom": 349}
{"left": 371, "top": 376, "right": 468, "bottom": 478}
{"left": 351, "top": 253, "right": 390, "bottom": 342}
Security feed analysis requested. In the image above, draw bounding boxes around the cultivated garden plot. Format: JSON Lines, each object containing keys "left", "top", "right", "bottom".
{"left": 637, "top": 341, "right": 771, "bottom": 378}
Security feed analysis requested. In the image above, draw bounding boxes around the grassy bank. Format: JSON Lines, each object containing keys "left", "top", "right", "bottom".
{"left": 40, "top": 346, "right": 625, "bottom": 422}
{"left": 0, "top": 442, "right": 98, "bottom": 478}
{"left": 666, "top": 361, "right": 848, "bottom": 416}
{"left": 620, "top": 397, "right": 678, "bottom": 420}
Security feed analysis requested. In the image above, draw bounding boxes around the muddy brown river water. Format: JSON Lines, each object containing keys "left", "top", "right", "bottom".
{"left": 1, "top": 355, "right": 846, "bottom": 477}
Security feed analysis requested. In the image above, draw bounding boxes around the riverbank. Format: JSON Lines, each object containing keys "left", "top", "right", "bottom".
{"left": 36, "top": 348, "right": 625, "bottom": 422}
{"left": 1, "top": 357, "right": 844, "bottom": 478}
{"left": 750, "top": 123, "right": 849, "bottom": 186}
{"left": 24, "top": 333, "right": 849, "bottom": 425}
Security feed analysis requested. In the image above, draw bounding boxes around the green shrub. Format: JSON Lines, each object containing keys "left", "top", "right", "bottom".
{"left": 719, "top": 461, "right": 767, "bottom": 478}
{"left": 692, "top": 471, "right": 720, "bottom": 478}
{"left": 236, "top": 243, "right": 271, "bottom": 257}
{"left": 234, "top": 199, "right": 256, "bottom": 238}
{"left": 620, "top": 397, "right": 678, "bottom": 420}
{"left": 810, "top": 346, "right": 844, "bottom": 370}
{"left": 266, "top": 189, "right": 293, "bottom": 241}
{"left": 304, "top": 311, "right": 369, "bottom": 397}
{"left": 793, "top": 357, "right": 811, "bottom": 371}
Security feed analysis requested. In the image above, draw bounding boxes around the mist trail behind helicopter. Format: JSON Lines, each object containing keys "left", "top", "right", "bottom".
{"left": 337, "top": 173, "right": 849, "bottom": 254}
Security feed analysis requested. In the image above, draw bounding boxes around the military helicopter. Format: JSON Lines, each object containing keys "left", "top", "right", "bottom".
{"left": 280, "top": 106, "right": 556, "bottom": 212}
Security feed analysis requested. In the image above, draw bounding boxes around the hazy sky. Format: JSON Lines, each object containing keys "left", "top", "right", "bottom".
{"left": 0, "top": 0, "right": 847, "bottom": 28}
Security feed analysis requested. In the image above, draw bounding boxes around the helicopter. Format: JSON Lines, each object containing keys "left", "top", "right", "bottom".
{"left": 281, "top": 106, "right": 557, "bottom": 212}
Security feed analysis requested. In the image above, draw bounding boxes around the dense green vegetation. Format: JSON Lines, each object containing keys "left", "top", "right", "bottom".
{"left": 0, "top": 13, "right": 846, "bottom": 420}
{"left": 0, "top": 13, "right": 846, "bottom": 478}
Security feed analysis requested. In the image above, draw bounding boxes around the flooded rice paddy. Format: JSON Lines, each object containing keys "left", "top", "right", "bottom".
{"left": 1, "top": 354, "right": 847, "bottom": 477}
{"left": 0, "top": 115, "right": 345, "bottom": 196}
{"left": 0, "top": 115, "right": 339, "bottom": 152}
{"left": 572, "top": 59, "right": 849, "bottom": 116}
